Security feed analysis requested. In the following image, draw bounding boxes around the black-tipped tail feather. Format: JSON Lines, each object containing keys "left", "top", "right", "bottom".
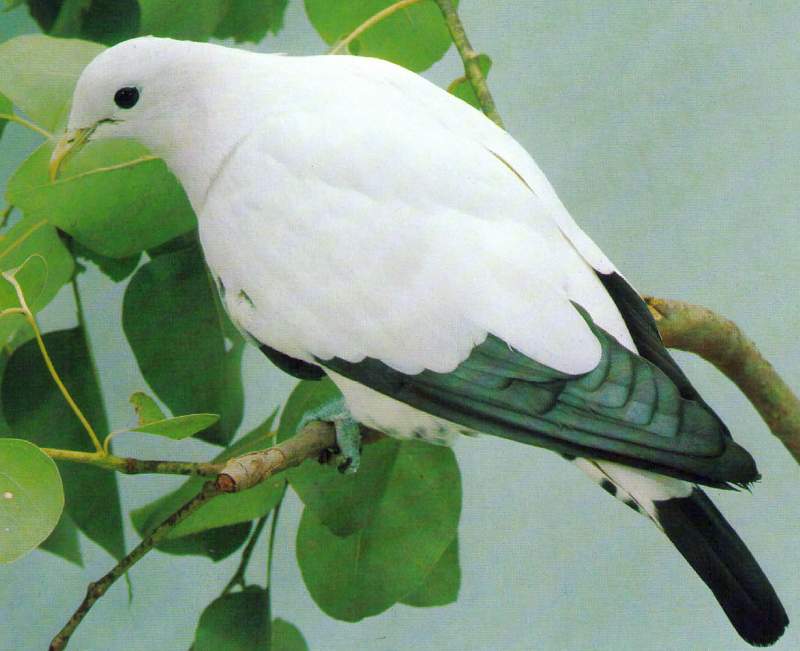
{"left": 655, "top": 488, "right": 788, "bottom": 646}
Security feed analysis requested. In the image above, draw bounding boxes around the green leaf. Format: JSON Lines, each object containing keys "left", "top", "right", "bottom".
{"left": 6, "top": 139, "right": 197, "bottom": 258}
{"left": 138, "top": 0, "right": 227, "bottom": 41}
{"left": 155, "top": 522, "right": 251, "bottom": 561}
{"left": 0, "top": 438, "right": 64, "bottom": 563}
{"left": 2, "top": 328, "right": 126, "bottom": 560}
{"left": 305, "top": 0, "right": 456, "bottom": 72}
{"left": 0, "top": 215, "right": 75, "bottom": 348}
{"left": 272, "top": 618, "right": 308, "bottom": 651}
{"left": 296, "top": 438, "right": 461, "bottom": 621}
{"left": 0, "top": 34, "right": 103, "bottom": 130}
{"left": 449, "top": 54, "right": 492, "bottom": 110}
{"left": 276, "top": 378, "right": 342, "bottom": 442}
{"left": 123, "top": 245, "right": 244, "bottom": 445}
{"left": 131, "top": 409, "right": 282, "bottom": 543}
{"left": 214, "top": 0, "right": 288, "bottom": 43}
{"left": 401, "top": 536, "right": 460, "bottom": 607}
{"left": 73, "top": 241, "right": 141, "bottom": 282}
{"left": 39, "top": 510, "right": 83, "bottom": 567}
{"left": 195, "top": 586, "right": 270, "bottom": 651}
{"left": 129, "top": 390, "right": 165, "bottom": 425}
{"left": 130, "top": 413, "right": 220, "bottom": 440}
{"left": 49, "top": 0, "right": 141, "bottom": 45}
{"left": 0, "top": 91, "right": 12, "bottom": 140}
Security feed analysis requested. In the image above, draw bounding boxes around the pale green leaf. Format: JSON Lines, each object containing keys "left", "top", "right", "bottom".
{"left": 305, "top": 0, "right": 457, "bottom": 72}
{"left": 401, "top": 537, "right": 460, "bottom": 607}
{"left": 0, "top": 34, "right": 103, "bottom": 130}
{"left": 129, "top": 390, "right": 165, "bottom": 425}
{"left": 195, "top": 587, "right": 270, "bottom": 651}
{"left": 6, "top": 139, "right": 197, "bottom": 258}
{"left": 296, "top": 438, "right": 461, "bottom": 621}
{"left": 131, "top": 409, "right": 281, "bottom": 542}
{"left": 0, "top": 439, "right": 64, "bottom": 563}
{"left": 130, "top": 413, "right": 220, "bottom": 440}
{"left": 449, "top": 54, "right": 492, "bottom": 110}
{"left": 138, "top": 0, "right": 227, "bottom": 41}
{"left": 214, "top": 0, "right": 288, "bottom": 43}
{"left": 0, "top": 215, "right": 75, "bottom": 347}
{"left": 2, "top": 328, "right": 125, "bottom": 560}
{"left": 272, "top": 618, "right": 308, "bottom": 651}
{"left": 122, "top": 245, "right": 243, "bottom": 445}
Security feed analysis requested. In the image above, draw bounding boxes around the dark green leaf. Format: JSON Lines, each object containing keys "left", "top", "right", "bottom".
{"left": 401, "top": 536, "right": 460, "bottom": 607}
{"left": 138, "top": 0, "right": 227, "bottom": 41}
{"left": 305, "top": 0, "right": 456, "bottom": 72}
{"left": 0, "top": 214, "right": 75, "bottom": 347}
{"left": 6, "top": 140, "right": 197, "bottom": 258}
{"left": 122, "top": 245, "right": 243, "bottom": 445}
{"left": 131, "top": 409, "right": 281, "bottom": 542}
{"left": 195, "top": 586, "right": 270, "bottom": 651}
{"left": 155, "top": 522, "right": 251, "bottom": 561}
{"left": 276, "top": 378, "right": 342, "bottom": 442}
{"left": 0, "top": 34, "right": 103, "bottom": 130}
{"left": 0, "top": 92, "right": 12, "bottom": 140}
{"left": 130, "top": 413, "right": 220, "bottom": 440}
{"left": 73, "top": 241, "right": 141, "bottom": 282}
{"left": 39, "top": 510, "right": 83, "bottom": 567}
{"left": 296, "top": 438, "right": 461, "bottom": 621}
{"left": 449, "top": 54, "right": 492, "bottom": 110}
{"left": 272, "top": 618, "right": 308, "bottom": 651}
{"left": 0, "top": 438, "right": 64, "bottom": 563}
{"left": 2, "top": 328, "right": 126, "bottom": 560}
{"left": 214, "top": 0, "right": 288, "bottom": 43}
{"left": 129, "top": 390, "right": 165, "bottom": 425}
{"left": 48, "top": 0, "right": 92, "bottom": 36}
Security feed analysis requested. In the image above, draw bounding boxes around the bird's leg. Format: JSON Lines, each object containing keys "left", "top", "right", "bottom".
{"left": 296, "top": 396, "right": 361, "bottom": 474}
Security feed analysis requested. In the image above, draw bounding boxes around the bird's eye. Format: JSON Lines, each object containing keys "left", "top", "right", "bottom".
{"left": 114, "top": 87, "right": 140, "bottom": 109}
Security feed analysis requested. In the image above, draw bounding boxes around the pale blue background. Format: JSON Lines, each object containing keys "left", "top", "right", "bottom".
{"left": 1, "top": 2, "right": 799, "bottom": 650}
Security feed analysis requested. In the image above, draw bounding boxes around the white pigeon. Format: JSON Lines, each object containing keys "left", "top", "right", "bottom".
{"left": 52, "top": 36, "right": 787, "bottom": 645}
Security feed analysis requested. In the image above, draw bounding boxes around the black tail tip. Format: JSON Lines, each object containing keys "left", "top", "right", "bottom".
{"left": 655, "top": 488, "right": 788, "bottom": 647}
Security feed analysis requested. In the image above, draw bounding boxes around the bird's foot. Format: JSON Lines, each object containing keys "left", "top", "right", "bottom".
{"left": 297, "top": 396, "right": 361, "bottom": 474}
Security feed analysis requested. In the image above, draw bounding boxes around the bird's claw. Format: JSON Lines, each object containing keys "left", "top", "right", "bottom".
{"left": 298, "top": 396, "right": 361, "bottom": 474}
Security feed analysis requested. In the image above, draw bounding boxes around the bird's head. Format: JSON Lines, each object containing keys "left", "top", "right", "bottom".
{"left": 49, "top": 36, "right": 228, "bottom": 181}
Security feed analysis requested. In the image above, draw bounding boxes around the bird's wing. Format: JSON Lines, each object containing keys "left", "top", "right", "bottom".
{"left": 319, "top": 306, "right": 757, "bottom": 488}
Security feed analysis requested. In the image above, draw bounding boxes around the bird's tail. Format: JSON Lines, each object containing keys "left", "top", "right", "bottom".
{"left": 572, "top": 457, "right": 788, "bottom": 646}
{"left": 654, "top": 487, "right": 788, "bottom": 646}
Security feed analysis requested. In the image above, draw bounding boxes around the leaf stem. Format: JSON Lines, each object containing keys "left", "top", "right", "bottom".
{"left": 49, "top": 481, "right": 223, "bottom": 651}
{"left": 266, "top": 484, "right": 287, "bottom": 589}
{"left": 329, "top": 0, "right": 425, "bottom": 55}
{"left": 433, "top": 0, "right": 504, "bottom": 128}
{"left": 4, "top": 271, "right": 105, "bottom": 454}
{"left": 0, "top": 112, "right": 52, "bottom": 139}
{"left": 222, "top": 515, "right": 269, "bottom": 595}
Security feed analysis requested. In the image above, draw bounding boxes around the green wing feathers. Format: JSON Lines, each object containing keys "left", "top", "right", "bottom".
{"left": 320, "top": 298, "right": 758, "bottom": 488}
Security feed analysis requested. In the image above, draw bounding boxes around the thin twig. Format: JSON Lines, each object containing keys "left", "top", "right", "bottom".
{"left": 329, "top": 0, "right": 424, "bottom": 55}
{"left": 4, "top": 271, "right": 104, "bottom": 453}
{"left": 222, "top": 515, "right": 269, "bottom": 595}
{"left": 41, "top": 447, "right": 224, "bottom": 476}
{"left": 434, "top": 0, "right": 504, "bottom": 128}
{"left": 49, "top": 481, "right": 223, "bottom": 651}
{"left": 266, "top": 484, "right": 288, "bottom": 589}
{"left": 646, "top": 297, "right": 800, "bottom": 464}
{"left": 0, "top": 112, "right": 52, "bottom": 139}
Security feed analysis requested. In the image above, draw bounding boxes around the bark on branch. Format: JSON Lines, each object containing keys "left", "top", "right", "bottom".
{"left": 646, "top": 297, "right": 800, "bottom": 464}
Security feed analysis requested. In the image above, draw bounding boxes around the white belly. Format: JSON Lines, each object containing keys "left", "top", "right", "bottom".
{"left": 325, "top": 370, "right": 468, "bottom": 446}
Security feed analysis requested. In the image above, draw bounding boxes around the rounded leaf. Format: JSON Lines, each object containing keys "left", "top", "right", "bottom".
{"left": 0, "top": 439, "right": 64, "bottom": 563}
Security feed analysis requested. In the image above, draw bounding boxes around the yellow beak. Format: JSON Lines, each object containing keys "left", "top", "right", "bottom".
{"left": 49, "top": 127, "right": 91, "bottom": 181}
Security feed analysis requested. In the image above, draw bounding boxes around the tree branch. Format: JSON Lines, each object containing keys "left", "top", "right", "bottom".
{"left": 434, "top": 0, "right": 504, "bottom": 128}
{"left": 646, "top": 297, "right": 800, "bottom": 464}
{"left": 48, "top": 421, "right": 348, "bottom": 649}
{"left": 49, "top": 481, "right": 223, "bottom": 651}
{"left": 42, "top": 447, "right": 224, "bottom": 476}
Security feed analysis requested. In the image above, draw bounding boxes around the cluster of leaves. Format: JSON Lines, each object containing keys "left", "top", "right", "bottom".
{"left": 0, "top": 1, "right": 490, "bottom": 648}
